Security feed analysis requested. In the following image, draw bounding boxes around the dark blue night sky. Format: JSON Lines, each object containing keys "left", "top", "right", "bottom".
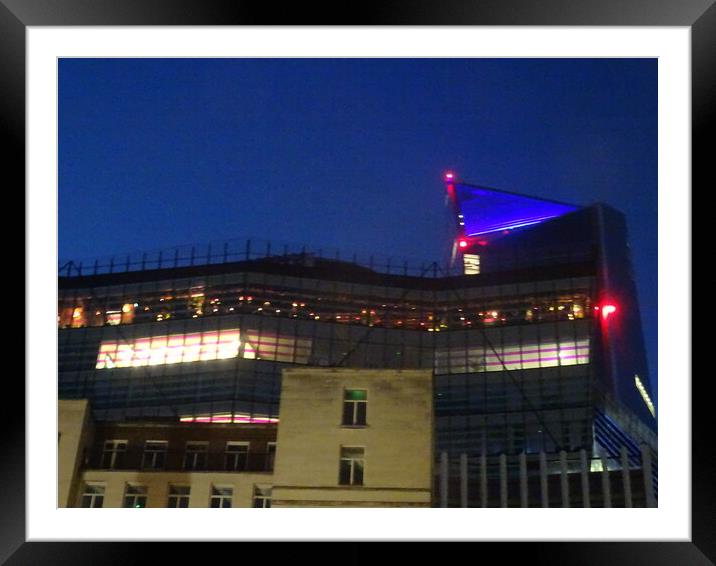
{"left": 58, "top": 58, "right": 657, "bottom": 404}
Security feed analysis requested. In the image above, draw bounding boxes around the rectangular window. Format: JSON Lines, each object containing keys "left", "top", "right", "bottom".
{"left": 225, "top": 442, "right": 250, "bottom": 471}
{"left": 463, "top": 253, "right": 480, "bottom": 275}
{"left": 105, "top": 310, "right": 122, "bottom": 326}
{"left": 265, "top": 442, "right": 276, "bottom": 472}
{"left": 100, "top": 440, "right": 127, "bottom": 469}
{"left": 339, "top": 446, "right": 365, "bottom": 486}
{"left": 342, "top": 390, "right": 367, "bottom": 426}
{"left": 121, "top": 303, "right": 135, "bottom": 324}
{"left": 81, "top": 483, "right": 105, "bottom": 508}
{"left": 434, "top": 338, "right": 590, "bottom": 375}
{"left": 253, "top": 485, "right": 272, "bottom": 508}
{"left": 179, "top": 412, "right": 278, "bottom": 425}
{"left": 142, "top": 440, "right": 168, "bottom": 469}
{"left": 210, "top": 486, "right": 233, "bottom": 508}
{"left": 167, "top": 485, "right": 190, "bottom": 508}
{"left": 70, "top": 306, "right": 86, "bottom": 328}
{"left": 242, "top": 331, "right": 312, "bottom": 364}
{"left": 183, "top": 442, "right": 208, "bottom": 471}
{"left": 95, "top": 328, "right": 312, "bottom": 369}
{"left": 95, "top": 329, "right": 241, "bottom": 369}
{"left": 123, "top": 484, "right": 148, "bottom": 508}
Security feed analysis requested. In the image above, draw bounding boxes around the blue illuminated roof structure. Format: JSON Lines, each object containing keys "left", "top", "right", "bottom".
{"left": 453, "top": 182, "right": 580, "bottom": 237}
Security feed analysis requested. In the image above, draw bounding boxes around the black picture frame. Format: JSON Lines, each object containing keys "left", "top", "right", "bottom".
{"left": 7, "top": 1, "right": 706, "bottom": 563}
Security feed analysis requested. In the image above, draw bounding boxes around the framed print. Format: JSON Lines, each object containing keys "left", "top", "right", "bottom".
{"left": 7, "top": 0, "right": 707, "bottom": 563}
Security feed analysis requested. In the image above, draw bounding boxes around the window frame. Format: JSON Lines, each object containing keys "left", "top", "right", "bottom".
{"left": 123, "top": 484, "right": 148, "bottom": 508}
{"left": 142, "top": 439, "right": 168, "bottom": 470}
{"left": 265, "top": 441, "right": 277, "bottom": 471}
{"left": 209, "top": 485, "right": 233, "bottom": 508}
{"left": 338, "top": 446, "right": 365, "bottom": 486}
{"left": 342, "top": 389, "right": 368, "bottom": 427}
{"left": 183, "top": 441, "right": 209, "bottom": 471}
{"left": 100, "top": 439, "right": 128, "bottom": 469}
{"left": 167, "top": 484, "right": 191, "bottom": 508}
{"left": 224, "top": 441, "right": 250, "bottom": 471}
{"left": 80, "top": 482, "right": 105, "bottom": 508}
{"left": 253, "top": 485, "right": 272, "bottom": 508}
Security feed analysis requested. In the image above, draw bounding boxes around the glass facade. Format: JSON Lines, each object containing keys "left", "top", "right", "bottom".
{"left": 59, "top": 257, "right": 599, "bottom": 458}
{"left": 58, "top": 203, "right": 655, "bottom": 461}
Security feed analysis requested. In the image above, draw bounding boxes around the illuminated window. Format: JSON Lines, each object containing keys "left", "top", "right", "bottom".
{"left": 434, "top": 339, "right": 590, "bottom": 375}
{"left": 242, "top": 331, "right": 312, "bottom": 363}
{"left": 184, "top": 442, "right": 208, "bottom": 470}
{"left": 70, "top": 306, "right": 85, "bottom": 328}
{"left": 210, "top": 486, "right": 233, "bottom": 508}
{"left": 253, "top": 486, "right": 272, "bottom": 508}
{"left": 105, "top": 310, "right": 122, "bottom": 326}
{"left": 179, "top": 412, "right": 279, "bottom": 425}
{"left": 142, "top": 440, "right": 168, "bottom": 469}
{"left": 167, "top": 485, "right": 190, "bottom": 508}
{"left": 189, "top": 292, "right": 205, "bottom": 316}
{"left": 81, "top": 483, "right": 105, "bottom": 508}
{"left": 123, "top": 484, "right": 148, "bottom": 508}
{"left": 339, "top": 446, "right": 364, "bottom": 486}
{"left": 342, "top": 390, "right": 367, "bottom": 426}
{"left": 225, "top": 442, "right": 249, "bottom": 471}
{"left": 635, "top": 375, "right": 656, "bottom": 418}
{"left": 58, "top": 307, "right": 74, "bottom": 328}
{"left": 121, "top": 303, "right": 135, "bottom": 324}
{"left": 463, "top": 253, "right": 480, "bottom": 275}
{"left": 95, "top": 328, "right": 312, "bottom": 369}
{"left": 95, "top": 329, "right": 241, "bottom": 369}
{"left": 101, "top": 440, "right": 127, "bottom": 469}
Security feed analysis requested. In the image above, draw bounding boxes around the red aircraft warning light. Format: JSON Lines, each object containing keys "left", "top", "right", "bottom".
{"left": 595, "top": 303, "right": 617, "bottom": 321}
{"left": 444, "top": 171, "right": 455, "bottom": 181}
{"left": 601, "top": 304, "right": 617, "bottom": 320}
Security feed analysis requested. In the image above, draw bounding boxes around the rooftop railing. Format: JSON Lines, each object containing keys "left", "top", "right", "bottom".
{"left": 59, "top": 236, "right": 593, "bottom": 280}
{"left": 59, "top": 237, "right": 460, "bottom": 279}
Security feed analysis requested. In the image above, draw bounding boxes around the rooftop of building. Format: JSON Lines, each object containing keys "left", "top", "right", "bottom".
{"left": 58, "top": 204, "right": 611, "bottom": 291}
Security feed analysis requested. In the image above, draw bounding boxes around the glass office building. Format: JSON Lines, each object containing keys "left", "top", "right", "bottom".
{"left": 58, "top": 177, "right": 657, "bottom": 469}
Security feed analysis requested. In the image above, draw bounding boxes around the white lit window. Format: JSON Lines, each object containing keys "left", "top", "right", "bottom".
{"left": 434, "top": 339, "right": 590, "bottom": 375}
{"left": 463, "top": 253, "right": 480, "bottom": 275}
{"left": 95, "top": 328, "right": 312, "bottom": 369}
{"left": 95, "top": 329, "right": 241, "bottom": 369}
{"left": 81, "top": 483, "right": 105, "bottom": 508}
{"left": 210, "top": 486, "right": 233, "bottom": 508}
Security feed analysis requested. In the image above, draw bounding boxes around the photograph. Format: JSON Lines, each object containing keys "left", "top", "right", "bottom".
{"left": 56, "top": 57, "right": 658, "bottom": 510}
{"left": 6, "top": 4, "right": 704, "bottom": 559}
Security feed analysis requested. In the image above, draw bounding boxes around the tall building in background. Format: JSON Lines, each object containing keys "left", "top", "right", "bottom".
{"left": 58, "top": 173, "right": 657, "bottom": 507}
